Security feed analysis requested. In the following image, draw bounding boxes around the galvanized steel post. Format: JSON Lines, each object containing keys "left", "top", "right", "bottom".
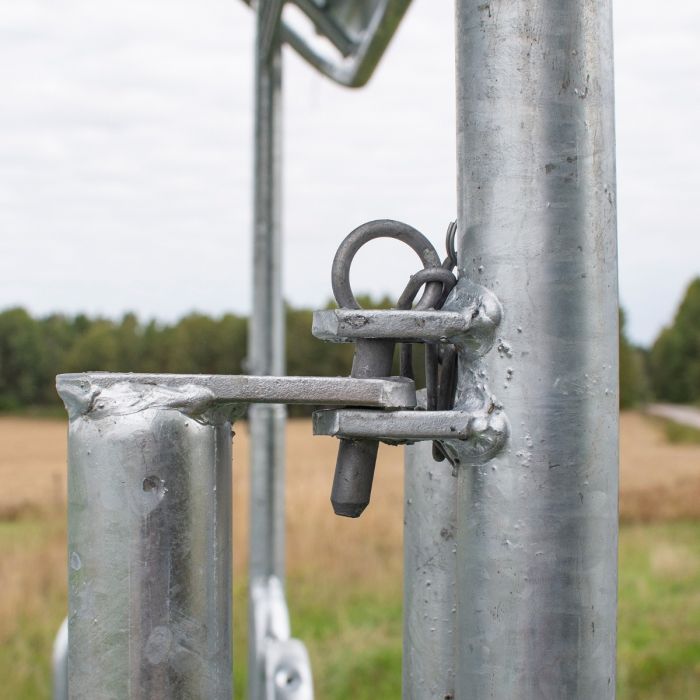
{"left": 60, "top": 379, "right": 233, "bottom": 699}
{"left": 403, "top": 437, "right": 457, "bottom": 699}
{"left": 453, "top": 1, "right": 619, "bottom": 697}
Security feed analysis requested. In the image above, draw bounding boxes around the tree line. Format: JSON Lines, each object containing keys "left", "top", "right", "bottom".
{"left": 0, "top": 297, "right": 378, "bottom": 414}
{"left": 1, "top": 280, "right": 698, "bottom": 413}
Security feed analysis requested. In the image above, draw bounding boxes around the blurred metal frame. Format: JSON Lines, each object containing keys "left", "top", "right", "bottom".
{"left": 242, "top": 0, "right": 413, "bottom": 87}
{"left": 245, "top": 1, "right": 412, "bottom": 698}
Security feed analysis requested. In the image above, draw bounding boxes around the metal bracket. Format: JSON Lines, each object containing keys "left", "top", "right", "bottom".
{"left": 313, "top": 285, "right": 502, "bottom": 354}
{"left": 313, "top": 407, "right": 508, "bottom": 463}
{"left": 311, "top": 278, "right": 510, "bottom": 467}
{"left": 57, "top": 372, "right": 416, "bottom": 420}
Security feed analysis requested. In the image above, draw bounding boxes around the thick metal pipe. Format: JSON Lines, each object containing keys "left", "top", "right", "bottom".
{"left": 60, "top": 380, "right": 232, "bottom": 699}
{"left": 403, "top": 437, "right": 457, "bottom": 700}
{"left": 454, "top": 1, "right": 619, "bottom": 697}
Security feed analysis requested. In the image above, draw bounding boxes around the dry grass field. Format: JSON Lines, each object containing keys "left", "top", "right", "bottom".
{"left": 1, "top": 412, "right": 699, "bottom": 697}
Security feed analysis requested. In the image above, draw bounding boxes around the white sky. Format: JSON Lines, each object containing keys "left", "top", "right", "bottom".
{"left": 0, "top": 0, "right": 698, "bottom": 346}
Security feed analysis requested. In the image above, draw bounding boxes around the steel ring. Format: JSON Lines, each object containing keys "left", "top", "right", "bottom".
{"left": 397, "top": 267, "right": 457, "bottom": 310}
{"left": 331, "top": 219, "right": 443, "bottom": 310}
{"left": 445, "top": 220, "right": 458, "bottom": 270}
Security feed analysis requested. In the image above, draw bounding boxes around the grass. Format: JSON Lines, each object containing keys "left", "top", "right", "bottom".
{"left": 0, "top": 515, "right": 66, "bottom": 700}
{"left": 663, "top": 419, "right": 700, "bottom": 445}
{"left": 2, "top": 512, "right": 699, "bottom": 699}
{"left": 618, "top": 521, "right": 700, "bottom": 698}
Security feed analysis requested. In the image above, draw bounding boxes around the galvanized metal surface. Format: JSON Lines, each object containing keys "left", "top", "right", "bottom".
{"left": 60, "top": 379, "right": 233, "bottom": 699}
{"left": 453, "top": 0, "right": 619, "bottom": 697}
{"left": 249, "top": 0, "right": 286, "bottom": 587}
{"left": 248, "top": 5, "right": 311, "bottom": 692}
{"left": 57, "top": 373, "right": 416, "bottom": 412}
{"left": 313, "top": 287, "right": 501, "bottom": 353}
{"left": 403, "top": 438, "right": 456, "bottom": 700}
{"left": 251, "top": 577, "right": 314, "bottom": 700}
{"left": 314, "top": 408, "right": 507, "bottom": 449}
{"left": 313, "top": 308, "right": 471, "bottom": 343}
{"left": 265, "top": 638, "right": 314, "bottom": 700}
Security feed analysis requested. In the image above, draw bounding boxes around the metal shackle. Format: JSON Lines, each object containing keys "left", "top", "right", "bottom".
{"left": 329, "top": 219, "right": 445, "bottom": 517}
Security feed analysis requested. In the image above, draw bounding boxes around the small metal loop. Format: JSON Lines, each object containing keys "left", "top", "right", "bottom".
{"left": 397, "top": 266, "right": 457, "bottom": 383}
{"left": 397, "top": 268, "right": 458, "bottom": 311}
{"left": 331, "top": 219, "right": 443, "bottom": 310}
{"left": 445, "top": 220, "right": 458, "bottom": 271}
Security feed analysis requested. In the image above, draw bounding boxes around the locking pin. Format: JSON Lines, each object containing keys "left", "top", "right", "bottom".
{"left": 326, "top": 219, "right": 457, "bottom": 517}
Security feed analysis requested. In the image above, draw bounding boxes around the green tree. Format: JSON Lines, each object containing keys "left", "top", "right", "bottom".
{"left": 63, "top": 319, "right": 120, "bottom": 373}
{"left": 649, "top": 278, "right": 700, "bottom": 403}
{"left": 619, "top": 308, "right": 649, "bottom": 409}
{"left": 36, "top": 314, "right": 80, "bottom": 404}
{"left": 0, "top": 308, "right": 45, "bottom": 408}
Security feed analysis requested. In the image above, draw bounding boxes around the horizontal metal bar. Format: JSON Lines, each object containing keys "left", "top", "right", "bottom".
{"left": 57, "top": 373, "right": 416, "bottom": 416}
{"left": 312, "top": 309, "right": 471, "bottom": 343}
{"left": 313, "top": 408, "right": 477, "bottom": 441}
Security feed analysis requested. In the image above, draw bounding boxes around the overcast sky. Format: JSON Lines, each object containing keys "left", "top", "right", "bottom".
{"left": 0, "top": 1, "right": 698, "bottom": 346}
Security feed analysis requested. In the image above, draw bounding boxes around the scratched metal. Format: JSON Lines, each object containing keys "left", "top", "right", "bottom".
{"left": 57, "top": 371, "right": 414, "bottom": 699}
{"left": 453, "top": 1, "right": 619, "bottom": 698}
{"left": 57, "top": 373, "right": 416, "bottom": 413}
{"left": 60, "top": 380, "right": 234, "bottom": 699}
{"left": 314, "top": 408, "right": 508, "bottom": 456}
{"left": 403, "top": 438, "right": 457, "bottom": 700}
{"left": 312, "top": 308, "right": 471, "bottom": 343}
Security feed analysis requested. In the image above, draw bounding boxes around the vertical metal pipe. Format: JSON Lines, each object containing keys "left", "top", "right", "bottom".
{"left": 249, "top": 6, "right": 286, "bottom": 699}
{"left": 60, "top": 381, "right": 232, "bottom": 699}
{"left": 403, "top": 437, "right": 457, "bottom": 700}
{"left": 52, "top": 618, "right": 68, "bottom": 700}
{"left": 250, "top": 0, "right": 285, "bottom": 587}
{"left": 454, "top": 1, "right": 619, "bottom": 697}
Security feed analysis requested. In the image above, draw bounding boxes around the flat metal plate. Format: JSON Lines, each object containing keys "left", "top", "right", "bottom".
{"left": 313, "top": 408, "right": 476, "bottom": 440}
{"left": 313, "top": 308, "right": 470, "bottom": 343}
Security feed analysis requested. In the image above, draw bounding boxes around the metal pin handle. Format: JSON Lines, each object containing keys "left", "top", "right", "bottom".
{"left": 331, "top": 339, "right": 395, "bottom": 517}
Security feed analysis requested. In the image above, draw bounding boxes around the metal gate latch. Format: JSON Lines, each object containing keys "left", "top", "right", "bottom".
{"left": 311, "top": 219, "right": 509, "bottom": 517}
{"left": 58, "top": 222, "right": 508, "bottom": 526}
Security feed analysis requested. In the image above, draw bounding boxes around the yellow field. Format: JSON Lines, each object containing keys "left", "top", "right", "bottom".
{"left": 3, "top": 411, "right": 699, "bottom": 522}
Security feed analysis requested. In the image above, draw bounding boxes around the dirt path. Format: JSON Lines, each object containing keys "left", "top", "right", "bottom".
{"left": 647, "top": 403, "right": 700, "bottom": 430}
{"left": 620, "top": 412, "right": 700, "bottom": 521}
